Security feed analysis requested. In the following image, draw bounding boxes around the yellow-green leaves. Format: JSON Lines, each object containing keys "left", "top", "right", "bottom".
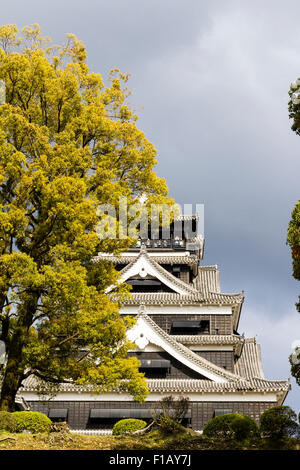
{"left": 1, "top": 252, "right": 43, "bottom": 289}
{"left": 0, "top": 24, "right": 174, "bottom": 408}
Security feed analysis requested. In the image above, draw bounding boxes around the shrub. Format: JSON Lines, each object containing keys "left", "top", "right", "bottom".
{"left": 203, "top": 413, "right": 258, "bottom": 441}
{"left": 203, "top": 414, "right": 236, "bottom": 439}
{"left": 153, "top": 395, "right": 190, "bottom": 434}
{"left": 112, "top": 418, "right": 147, "bottom": 436}
{"left": 0, "top": 411, "right": 17, "bottom": 433}
{"left": 156, "top": 414, "right": 183, "bottom": 434}
{"left": 13, "top": 411, "right": 52, "bottom": 434}
{"left": 159, "top": 395, "right": 190, "bottom": 422}
{"left": 230, "top": 414, "right": 259, "bottom": 441}
{"left": 51, "top": 422, "right": 70, "bottom": 433}
{"left": 259, "top": 406, "right": 299, "bottom": 440}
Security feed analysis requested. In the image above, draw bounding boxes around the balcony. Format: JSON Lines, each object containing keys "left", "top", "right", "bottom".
{"left": 130, "top": 239, "right": 186, "bottom": 250}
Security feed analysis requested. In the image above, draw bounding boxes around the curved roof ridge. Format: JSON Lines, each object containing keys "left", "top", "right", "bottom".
{"left": 98, "top": 255, "right": 199, "bottom": 265}
{"left": 122, "top": 291, "right": 244, "bottom": 307}
{"left": 143, "top": 251, "right": 198, "bottom": 294}
{"left": 147, "top": 377, "right": 290, "bottom": 393}
{"left": 198, "top": 265, "right": 218, "bottom": 270}
{"left": 118, "top": 246, "right": 198, "bottom": 295}
{"left": 193, "top": 265, "right": 220, "bottom": 294}
{"left": 138, "top": 312, "right": 247, "bottom": 383}
{"left": 234, "top": 338, "right": 265, "bottom": 379}
{"left": 20, "top": 375, "right": 290, "bottom": 394}
{"left": 208, "top": 291, "right": 244, "bottom": 296}
{"left": 172, "top": 334, "right": 244, "bottom": 345}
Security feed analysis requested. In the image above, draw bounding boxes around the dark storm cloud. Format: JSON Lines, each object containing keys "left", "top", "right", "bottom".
{"left": 0, "top": 0, "right": 299, "bottom": 409}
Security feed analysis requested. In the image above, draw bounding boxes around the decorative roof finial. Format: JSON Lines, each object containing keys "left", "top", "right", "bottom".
{"left": 138, "top": 304, "right": 146, "bottom": 315}
{"left": 140, "top": 242, "right": 146, "bottom": 253}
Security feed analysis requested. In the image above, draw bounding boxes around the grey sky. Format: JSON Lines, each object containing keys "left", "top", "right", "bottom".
{"left": 1, "top": 0, "right": 299, "bottom": 411}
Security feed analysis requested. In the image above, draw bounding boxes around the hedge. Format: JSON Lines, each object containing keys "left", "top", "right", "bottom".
{"left": 13, "top": 411, "right": 52, "bottom": 434}
{"left": 0, "top": 411, "right": 18, "bottom": 433}
{"left": 203, "top": 413, "right": 258, "bottom": 441}
{"left": 112, "top": 418, "right": 147, "bottom": 436}
{"left": 259, "top": 406, "right": 299, "bottom": 440}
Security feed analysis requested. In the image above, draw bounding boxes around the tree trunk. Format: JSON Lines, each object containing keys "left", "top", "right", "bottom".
{"left": 0, "top": 325, "right": 28, "bottom": 411}
{"left": 0, "top": 293, "right": 39, "bottom": 411}
{"left": 0, "top": 361, "right": 24, "bottom": 411}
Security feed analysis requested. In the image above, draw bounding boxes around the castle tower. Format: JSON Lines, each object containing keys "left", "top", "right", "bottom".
{"left": 20, "top": 215, "right": 290, "bottom": 431}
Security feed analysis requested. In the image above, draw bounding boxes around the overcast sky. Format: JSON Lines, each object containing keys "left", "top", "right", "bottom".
{"left": 1, "top": 0, "right": 299, "bottom": 412}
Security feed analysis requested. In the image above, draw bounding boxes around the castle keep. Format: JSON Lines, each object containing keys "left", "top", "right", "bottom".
{"left": 20, "top": 215, "right": 290, "bottom": 431}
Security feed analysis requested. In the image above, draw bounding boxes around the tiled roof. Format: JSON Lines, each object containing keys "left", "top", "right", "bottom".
{"left": 138, "top": 313, "right": 243, "bottom": 382}
{"left": 172, "top": 334, "right": 244, "bottom": 360}
{"left": 20, "top": 323, "right": 289, "bottom": 398}
{"left": 234, "top": 338, "right": 265, "bottom": 380}
{"left": 99, "top": 248, "right": 243, "bottom": 313}
{"left": 21, "top": 375, "right": 94, "bottom": 393}
{"left": 95, "top": 254, "right": 199, "bottom": 265}
{"left": 21, "top": 375, "right": 290, "bottom": 394}
{"left": 121, "top": 292, "right": 244, "bottom": 306}
{"left": 118, "top": 247, "right": 198, "bottom": 295}
{"left": 193, "top": 266, "right": 220, "bottom": 293}
{"left": 172, "top": 334, "right": 244, "bottom": 345}
{"left": 147, "top": 378, "right": 290, "bottom": 393}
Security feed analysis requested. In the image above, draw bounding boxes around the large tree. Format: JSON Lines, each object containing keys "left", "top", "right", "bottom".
{"left": 287, "top": 80, "right": 300, "bottom": 384}
{"left": 0, "top": 24, "right": 172, "bottom": 410}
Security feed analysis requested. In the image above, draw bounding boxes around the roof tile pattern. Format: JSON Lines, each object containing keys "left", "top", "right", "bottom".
{"left": 193, "top": 266, "right": 220, "bottom": 293}
{"left": 19, "top": 249, "right": 290, "bottom": 400}
{"left": 172, "top": 334, "right": 244, "bottom": 345}
{"left": 118, "top": 247, "right": 198, "bottom": 295}
{"left": 138, "top": 313, "right": 243, "bottom": 382}
{"left": 95, "top": 254, "right": 199, "bottom": 265}
{"left": 21, "top": 375, "right": 290, "bottom": 394}
{"left": 147, "top": 378, "right": 290, "bottom": 393}
{"left": 234, "top": 338, "right": 265, "bottom": 379}
{"left": 122, "top": 292, "right": 244, "bottom": 305}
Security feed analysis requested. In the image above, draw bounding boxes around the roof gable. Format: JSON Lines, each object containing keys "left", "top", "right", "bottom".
{"left": 106, "top": 246, "right": 198, "bottom": 295}
{"left": 127, "top": 312, "right": 245, "bottom": 383}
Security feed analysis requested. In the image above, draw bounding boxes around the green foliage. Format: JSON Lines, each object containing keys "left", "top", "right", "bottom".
{"left": 259, "top": 406, "right": 299, "bottom": 440}
{"left": 112, "top": 418, "right": 146, "bottom": 436}
{"left": 0, "top": 428, "right": 299, "bottom": 450}
{"left": 0, "top": 410, "right": 17, "bottom": 432}
{"left": 230, "top": 414, "right": 259, "bottom": 441}
{"left": 155, "top": 415, "right": 183, "bottom": 434}
{"left": 0, "top": 23, "right": 175, "bottom": 410}
{"left": 203, "top": 413, "right": 258, "bottom": 441}
{"left": 13, "top": 411, "right": 52, "bottom": 434}
{"left": 288, "top": 83, "right": 300, "bottom": 384}
{"left": 203, "top": 414, "right": 236, "bottom": 439}
{"left": 286, "top": 200, "right": 300, "bottom": 312}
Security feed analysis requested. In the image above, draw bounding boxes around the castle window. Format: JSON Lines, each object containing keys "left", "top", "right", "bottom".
{"left": 172, "top": 266, "right": 181, "bottom": 278}
{"left": 171, "top": 320, "right": 210, "bottom": 334}
{"left": 90, "top": 409, "right": 153, "bottom": 419}
{"left": 214, "top": 409, "right": 233, "bottom": 417}
{"left": 48, "top": 408, "right": 68, "bottom": 422}
{"left": 139, "top": 359, "right": 171, "bottom": 369}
